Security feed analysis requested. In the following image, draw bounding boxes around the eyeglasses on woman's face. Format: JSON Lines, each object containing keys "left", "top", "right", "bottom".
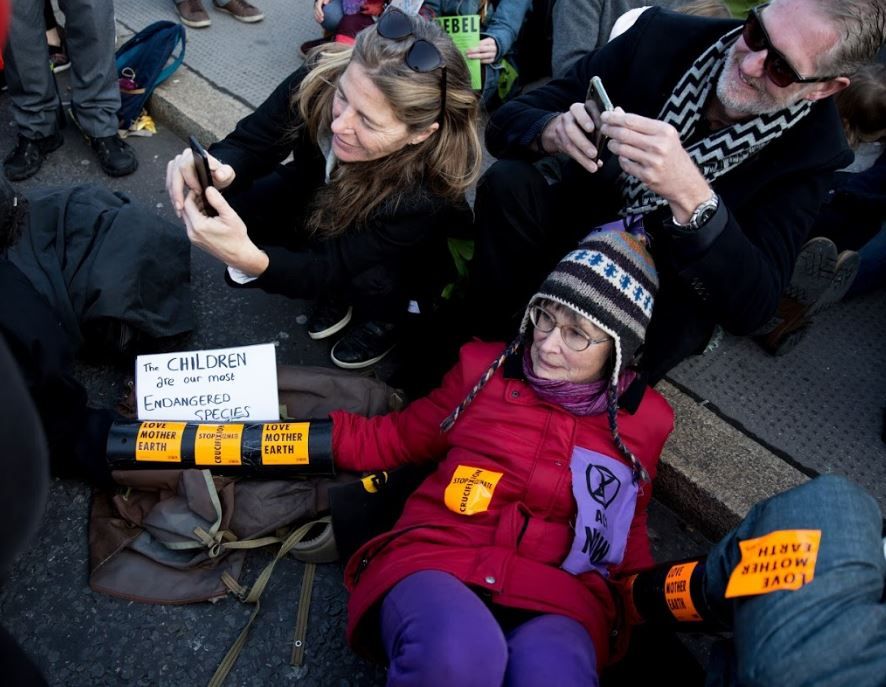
{"left": 376, "top": 7, "right": 447, "bottom": 125}
{"left": 741, "top": 6, "right": 837, "bottom": 88}
{"left": 529, "top": 306, "right": 612, "bottom": 352}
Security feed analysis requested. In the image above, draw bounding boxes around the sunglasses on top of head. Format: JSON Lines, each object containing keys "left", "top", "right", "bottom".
{"left": 742, "top": 5, "right": 838, "bottom": 88}
{"left": 376, "top": 7, "right": 447, "bottom": 126}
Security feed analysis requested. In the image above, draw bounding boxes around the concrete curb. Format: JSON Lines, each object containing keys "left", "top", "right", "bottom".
{"left": 152, "top": 64, "right": 254, "bottom": 145}
{"left": 144, "top": 67, "right": 809, "bottom": 542}
{"left": 657, "top": 381, "right": 807, "bottom": 539}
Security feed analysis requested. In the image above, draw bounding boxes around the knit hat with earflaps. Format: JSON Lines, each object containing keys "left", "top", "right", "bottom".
{"left": 441, "top": 228, "right": 658, "bottom": 481}
{"left": 520, "top": 229, "right": 658, "bottom": 388}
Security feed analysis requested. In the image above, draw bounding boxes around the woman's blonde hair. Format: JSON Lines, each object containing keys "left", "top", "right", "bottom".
{"left": 294, "top": 16, "right": 483, "bottom": 237}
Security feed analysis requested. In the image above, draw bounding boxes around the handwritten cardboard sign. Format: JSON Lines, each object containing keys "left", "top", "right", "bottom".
{"left": 136, "top": 343, "right": 279, "bottom": 422}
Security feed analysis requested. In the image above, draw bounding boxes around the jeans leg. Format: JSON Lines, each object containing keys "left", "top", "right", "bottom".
{"left": 380, "top": 570, "right": 508, "bottom": 687}
{"left": 319, "top": 0, "right": 345, "bottom": 33}
{"left": 704, "top": 475, "right": 886, "bottom": 687}
{"left": 504, "top": 614, "right": 598, "bottom": 687}
{"left": 849, "top": 223, "right": 886, "bottom": 296}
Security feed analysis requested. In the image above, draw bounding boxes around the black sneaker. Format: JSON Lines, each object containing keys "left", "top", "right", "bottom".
{"left": 87, "top": 134, "right": 138, "bottom": 177}
{"left": 3, "top": 131, "right": 64, "bottom": 181}
{"left": 330, "top": 320, "right": 398, "bottom": 369}
{"left": 307, "top": 299, "right": 352, "bottom": 340}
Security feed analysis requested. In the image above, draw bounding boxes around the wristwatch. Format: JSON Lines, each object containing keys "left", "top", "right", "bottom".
{"left": 671, "top": 193, "right": 719, "bottom": 231}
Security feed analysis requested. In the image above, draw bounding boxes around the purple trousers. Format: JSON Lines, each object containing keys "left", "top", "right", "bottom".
{"left": 380, "top": 570, "right": 599, "bottom": 687}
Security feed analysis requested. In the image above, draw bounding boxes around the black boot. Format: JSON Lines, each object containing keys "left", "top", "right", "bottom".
{"left": 86, "top": 134, "right": 138, "bottom": 177}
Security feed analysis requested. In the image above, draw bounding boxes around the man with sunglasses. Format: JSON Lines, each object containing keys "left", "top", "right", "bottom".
{"left": 471, "top": 0, "right": 885, "bottom": 392}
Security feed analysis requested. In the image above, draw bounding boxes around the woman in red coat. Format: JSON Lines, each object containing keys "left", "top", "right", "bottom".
{"left": 331, "top": 229, "right": 674, "bottom": 685}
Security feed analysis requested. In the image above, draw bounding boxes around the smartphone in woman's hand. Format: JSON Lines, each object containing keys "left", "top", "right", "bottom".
{"left": 584, "top": 76, "right": 614, "bottom": 159}
{"left": 188, "top": 135, "right": 218, "bottom": 217}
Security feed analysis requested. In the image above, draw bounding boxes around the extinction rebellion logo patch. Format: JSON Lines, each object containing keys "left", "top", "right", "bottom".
{"left": 444, "top": 465, "right": 504, "bottom": 515}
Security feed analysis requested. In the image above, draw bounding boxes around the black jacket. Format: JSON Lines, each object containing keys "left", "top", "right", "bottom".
{"left": 210, "top": 68, "right": 472, "bottom": 305}
{"left": 487, "top": 9, "right": 852, "bottom": 380}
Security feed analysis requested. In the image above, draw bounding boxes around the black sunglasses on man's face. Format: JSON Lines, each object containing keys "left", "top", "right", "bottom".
{"left": 376, "top": 7, "right": 447, "bottom": 125}
{"left": 742, "top": 6, "right": 838, "bottom": 88}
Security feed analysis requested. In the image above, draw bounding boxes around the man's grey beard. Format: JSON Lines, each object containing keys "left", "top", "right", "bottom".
{"left": 714, "top": 49, "right": 796, "bottom": 118}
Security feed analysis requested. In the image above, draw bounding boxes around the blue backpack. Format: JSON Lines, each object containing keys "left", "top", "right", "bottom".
{"left": 115, "top": 21, "right": 186, "bottom": 129}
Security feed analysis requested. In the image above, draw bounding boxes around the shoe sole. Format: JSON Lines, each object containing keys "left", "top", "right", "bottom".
{"left": 307, "top": 306, "right": 352, "bottom": 340}
{"left": 758, "top": 248, "right": 859, "bottom": 353}
{"left": 214, "top": 5, "right": 264, "bottom": 22}
{"left": 784, "top": 237, "right": 837, "bottom": 305}
{"left": 809, "top": 250, "right": 860, "bottom": 316}
{"left": 179, "top": 16, "right": 212, "bottom": 27}
{"left": 330, "top": 342, "right": 395, "bottom": 370}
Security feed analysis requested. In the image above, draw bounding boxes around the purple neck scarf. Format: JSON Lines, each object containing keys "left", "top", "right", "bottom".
{"left": 521, "top": 347, "right": 636, "bottom": 416}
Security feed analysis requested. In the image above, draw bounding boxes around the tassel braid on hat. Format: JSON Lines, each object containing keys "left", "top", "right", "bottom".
{"left": 441, "top": 229, "right": 658, "bottom": 482}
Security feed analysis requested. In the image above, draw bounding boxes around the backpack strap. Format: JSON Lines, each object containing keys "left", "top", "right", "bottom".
{"left": 155, "top": 25, "right": 186, "bottom": 87}
{"left": 290, "top": 561, "right": 317, "bottom": 667}
{"left": 207, "top": 517, "right": 330, "bottom": 687}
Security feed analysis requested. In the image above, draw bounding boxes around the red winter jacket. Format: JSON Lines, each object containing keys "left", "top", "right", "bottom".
{"left": 331, "top": 342, "right": 674, "bottom": 666}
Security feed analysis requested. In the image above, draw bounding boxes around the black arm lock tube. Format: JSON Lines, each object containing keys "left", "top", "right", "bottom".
{"left": 627, "top": 556, "right": 727, "bottom": 631}
{"left": 106, "top": 420, "right": 335, "bottom": 476}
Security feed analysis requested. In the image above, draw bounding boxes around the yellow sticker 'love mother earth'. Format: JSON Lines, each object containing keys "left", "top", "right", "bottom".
{"left": 725, "top": 529, "right": 821, "bottom": 598}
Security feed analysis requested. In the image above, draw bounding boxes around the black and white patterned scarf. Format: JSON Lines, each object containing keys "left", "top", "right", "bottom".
{"left": 618, "top": 26, "right": 813, "bottom": 216}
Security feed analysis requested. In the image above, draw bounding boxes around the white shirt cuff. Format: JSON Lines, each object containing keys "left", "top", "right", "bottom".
{"left": 227, "top": 265, "right": 259, "bottom": 284}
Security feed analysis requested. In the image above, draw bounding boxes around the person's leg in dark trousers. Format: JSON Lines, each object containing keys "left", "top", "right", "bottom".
{"left": 468, "top": 159, "right": 576, "bottom": 340}
{"left": 224, "top": 166, "right": 315, "bottom": 247}
{"left": 56, "top": 0, "right": 120, "bottom": 139}
{"left": 3, "top": 0, "right": 57, "bottom": 140}
{"left": 0, "top": 338, "right": 50, "bottom": 686}
{"left": 331, "top": 259, "right": 418, "bottom": 369}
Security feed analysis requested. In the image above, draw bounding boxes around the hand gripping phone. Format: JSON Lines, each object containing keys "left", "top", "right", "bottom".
{"left": 188, "top": 135, "right": 218, "bottom": 217}
{"left": 584, "top": 76, "right": 615, "bottom": 159}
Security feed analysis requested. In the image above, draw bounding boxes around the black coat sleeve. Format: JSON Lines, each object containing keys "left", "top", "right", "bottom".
{"left": 485, "top": 10, "right": 652, "bottom": 158}
{"left": 650, "top": 115, "right": 853, "bottom": 334}
{"left": 209, "top": 67, "right": 310, "bottom": 187}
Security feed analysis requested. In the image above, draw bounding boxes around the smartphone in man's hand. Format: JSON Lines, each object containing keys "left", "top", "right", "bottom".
{"left": 188, "top": 135, "right": 218, "bottom": 217}
{"left": 584, "top": 76, "right": 614, "bottom": 159}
